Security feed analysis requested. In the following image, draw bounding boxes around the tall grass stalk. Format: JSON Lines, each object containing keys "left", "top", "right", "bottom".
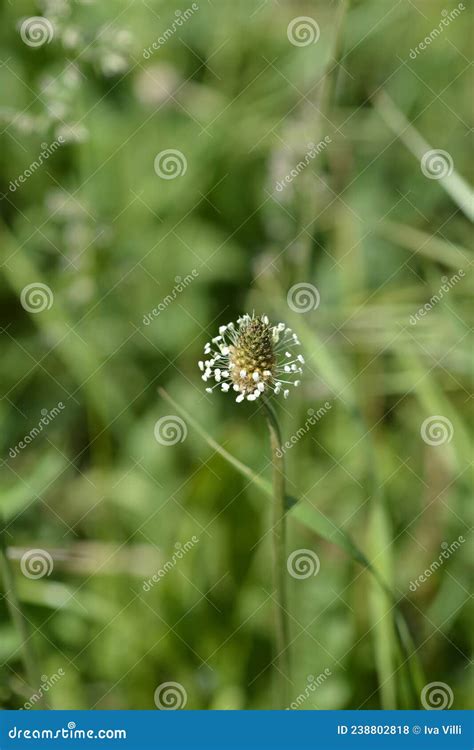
{"left": 262, "top": 399, "right": 291, "bottom": 708}
{"left": 0, "top": 525, "right": 45, "bottom": 708}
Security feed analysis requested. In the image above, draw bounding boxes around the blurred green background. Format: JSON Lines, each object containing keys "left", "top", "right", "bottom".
{"left": 0, "top": 0, "right": 472, "bottom": 711}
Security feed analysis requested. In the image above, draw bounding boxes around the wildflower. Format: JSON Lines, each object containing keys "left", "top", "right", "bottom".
{"left": 199, "top": 314, "right": 304, "bottom": 402}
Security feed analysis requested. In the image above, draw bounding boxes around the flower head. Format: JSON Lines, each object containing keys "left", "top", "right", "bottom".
{"left": 199, "top": 314, "right": 304, "bottom": 402}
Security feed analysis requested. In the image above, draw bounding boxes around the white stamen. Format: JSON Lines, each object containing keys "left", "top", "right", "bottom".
{"left": 202, "top": 314, "right": 303, "bottom": 403}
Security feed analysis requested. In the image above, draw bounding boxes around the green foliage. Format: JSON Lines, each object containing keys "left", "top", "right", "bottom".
{"left": 0, "top": 0, "right": 472, "bottom": 710}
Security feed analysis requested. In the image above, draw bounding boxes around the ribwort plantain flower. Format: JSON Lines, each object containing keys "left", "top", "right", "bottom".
{"left": 199, "top": 314, "right": 304, "bottom": 402}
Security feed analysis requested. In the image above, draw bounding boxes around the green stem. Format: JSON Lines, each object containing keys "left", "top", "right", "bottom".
{"left": 158, "top": 388, "right": 270, "bottom": 496}
{"left": 318, "top": 0, "right": 349, "bottom": 121}
{"left": 262, "top": 399, "right": 291, "bottom": 708}
{"left": 0, "top": 525, "right": 45, "bottom": 708}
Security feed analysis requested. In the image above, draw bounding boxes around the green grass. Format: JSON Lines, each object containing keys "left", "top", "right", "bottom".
{"left": 0, "top": 0, "right": 472, "bottom": 710}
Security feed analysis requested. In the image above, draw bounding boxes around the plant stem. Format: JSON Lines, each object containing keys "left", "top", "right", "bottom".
{"left": 262, "top": 399, "right": 291, "bottom": 709}
{"left": 0, "top": 525, "right": 45, "bottom": 708}
{"left": 159, "top": 388, "right": 425, "bottom": 703}
{"left": 318, "top": 0, "right": 350, "bottom": 122}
